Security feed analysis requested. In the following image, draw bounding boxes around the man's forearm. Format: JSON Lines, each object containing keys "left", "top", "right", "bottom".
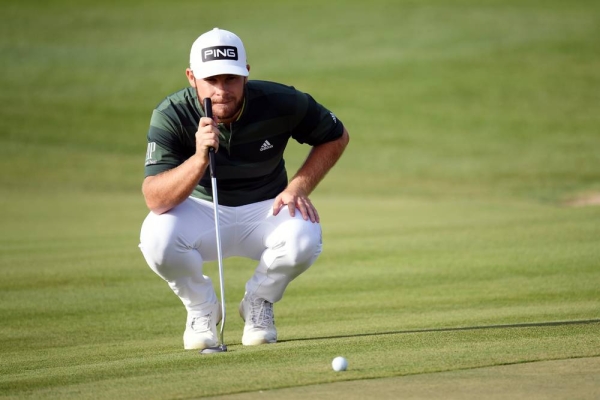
{"left": 287, "top": 128, "right": 350, "bottom": 195}
{"left": 142, "top": 155, "right": 208, "bottom": 214}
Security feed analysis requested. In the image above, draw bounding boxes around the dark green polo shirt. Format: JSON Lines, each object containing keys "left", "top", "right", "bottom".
{"left": 144, "top": 80, "right": 344, "bottom": 206}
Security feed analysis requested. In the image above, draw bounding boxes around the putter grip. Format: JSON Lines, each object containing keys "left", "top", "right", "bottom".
{"left": 203, "top": 98, "right": 217, "bottom": 178}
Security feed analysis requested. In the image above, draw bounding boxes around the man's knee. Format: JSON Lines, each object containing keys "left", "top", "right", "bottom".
{"left": 268, "top": 219, "right": 322, "bottom": 266}
{"left": 140, "top": 214, "right": 187, "bottom": 271}
{"left": 292, "top": 227, "right": 322, "bottom": 265}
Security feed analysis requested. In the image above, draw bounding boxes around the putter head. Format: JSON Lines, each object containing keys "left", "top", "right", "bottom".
{"left": 200, "top": 344, "right": 228, "bottom": 354}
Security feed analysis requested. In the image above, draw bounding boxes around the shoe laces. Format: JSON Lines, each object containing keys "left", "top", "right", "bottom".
{"left": 189, "top": 313, "right": 212, "bottom": 333}
{"left": 248, "top": 298, "right": 274, "bottom": 328}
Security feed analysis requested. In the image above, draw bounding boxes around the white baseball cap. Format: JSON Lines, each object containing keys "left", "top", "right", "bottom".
{"left": 189, "top": 28, "right": 249, "bottom": 79}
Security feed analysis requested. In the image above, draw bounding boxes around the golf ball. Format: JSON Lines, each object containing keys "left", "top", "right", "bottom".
{"left": 332, "top": 356, "right": 348, "bottom": 372}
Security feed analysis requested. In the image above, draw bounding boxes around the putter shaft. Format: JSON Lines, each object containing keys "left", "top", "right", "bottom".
{"left": 210, "top": 173, "right": 226, "bottom": 348}
{"left": 202, "top": 97, "right": 227, "bottom": 354}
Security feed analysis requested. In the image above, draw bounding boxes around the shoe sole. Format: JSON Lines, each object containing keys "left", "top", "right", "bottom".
{"left": 241, "top": 337, "right": 276, "bottom": 346}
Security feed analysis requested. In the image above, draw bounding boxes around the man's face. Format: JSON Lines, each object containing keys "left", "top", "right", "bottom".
{"left": 187, "top": 69, "right": 247, "bottom": 123}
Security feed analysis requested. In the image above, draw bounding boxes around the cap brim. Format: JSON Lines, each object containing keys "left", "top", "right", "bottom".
{"left": 191, "top": 63, "right": 249, "bottom": 79}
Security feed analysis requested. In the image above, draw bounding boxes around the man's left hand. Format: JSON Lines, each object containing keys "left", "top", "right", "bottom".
{"left": 272, "top": 189, "right": 320, "bottom": 223}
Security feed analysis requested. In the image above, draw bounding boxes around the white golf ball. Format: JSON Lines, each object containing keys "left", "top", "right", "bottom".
{"left": 332, "top": 356, "right": 348, "bottom": 372}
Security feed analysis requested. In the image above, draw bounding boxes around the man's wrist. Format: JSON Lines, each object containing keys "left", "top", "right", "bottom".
{"left": 190, "top": 153, "right": 209, "bottom": 173}
{"left": 286, "top": 178, "right": 311, "bottom": 197}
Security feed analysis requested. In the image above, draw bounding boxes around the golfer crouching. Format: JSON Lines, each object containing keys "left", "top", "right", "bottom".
{"left": 139, "top": 28, "right": 349, "bottom": 349}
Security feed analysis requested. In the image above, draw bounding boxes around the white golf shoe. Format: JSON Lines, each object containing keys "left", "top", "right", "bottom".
{"left": 183, "top": 303, "right": 221, "bottom": 350}
{"left": 239, "top": 295, "right": 277, "bottom": 345}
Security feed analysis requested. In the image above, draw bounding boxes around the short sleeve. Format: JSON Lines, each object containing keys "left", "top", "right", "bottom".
{"left": 144, "top": 109, "right": 188, "bottom": 177}
{"left": 290, "top": 91, "right": 344, "bottom": 146}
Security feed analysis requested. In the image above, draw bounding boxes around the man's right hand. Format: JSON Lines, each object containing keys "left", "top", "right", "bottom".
{"left": 196, "top": 117, "right": 220, "bottom": 164}
{"left": 143, "top": 117, "right": 220, "bottom": 214}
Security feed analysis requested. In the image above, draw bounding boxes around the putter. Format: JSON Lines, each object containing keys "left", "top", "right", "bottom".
{"left": 200, "top": 97, "right": 228, "bottom": 354}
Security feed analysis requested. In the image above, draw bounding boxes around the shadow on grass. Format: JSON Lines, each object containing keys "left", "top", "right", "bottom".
{"left": 280, "top": 319, "right": 600, "bottom": 343}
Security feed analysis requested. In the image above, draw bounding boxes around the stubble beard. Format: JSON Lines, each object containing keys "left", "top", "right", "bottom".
{"left": 212, "top": 90, "right": 245, "bottom": 123}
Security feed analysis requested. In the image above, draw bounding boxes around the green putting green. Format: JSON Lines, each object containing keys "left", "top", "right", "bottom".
{"left": 1, "top": 0, "right": 599, "bottom": 398}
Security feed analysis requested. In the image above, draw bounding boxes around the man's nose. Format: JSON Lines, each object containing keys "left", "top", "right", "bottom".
{"left": 212, "top": 80, "right": 229, "bottom": 92}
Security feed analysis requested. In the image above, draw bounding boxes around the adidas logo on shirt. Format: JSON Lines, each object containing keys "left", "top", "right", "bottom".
{"left": 260, "top": 140, "right": 274, "bottom": 151}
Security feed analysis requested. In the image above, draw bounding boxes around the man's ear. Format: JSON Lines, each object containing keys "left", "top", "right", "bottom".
{"left": 244, "top": 64, "right": 250, "bottom": 84}
{"left": 185, "top": 68, "right": 196, "bottom": 86}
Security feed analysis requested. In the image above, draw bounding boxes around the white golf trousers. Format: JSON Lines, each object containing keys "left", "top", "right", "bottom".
{"left": 139, "top": 197, "right": 322, "bottom": 317}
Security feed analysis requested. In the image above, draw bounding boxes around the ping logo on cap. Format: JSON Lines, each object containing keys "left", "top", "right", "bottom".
{"left": 202, "top": 46, "right": 238, "bottom": 62}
